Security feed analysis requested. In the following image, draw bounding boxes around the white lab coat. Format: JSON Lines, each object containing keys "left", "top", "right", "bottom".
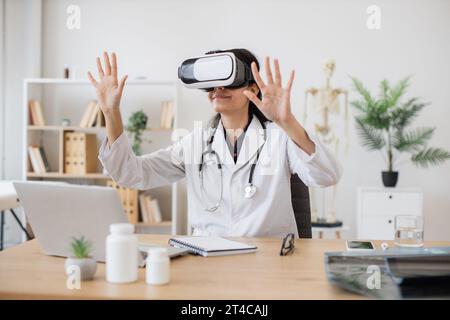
{"left": 98, "top": 116, "right": 342, "bottom": 238}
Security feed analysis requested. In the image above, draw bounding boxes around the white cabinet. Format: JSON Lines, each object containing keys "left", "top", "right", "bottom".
{"left": 357, "top": 187, "right": 423, "bottom": 240}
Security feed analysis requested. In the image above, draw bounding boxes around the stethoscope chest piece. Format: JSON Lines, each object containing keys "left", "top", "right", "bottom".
{"left": 244, "top": 183, "right": 257, "bottom": 199}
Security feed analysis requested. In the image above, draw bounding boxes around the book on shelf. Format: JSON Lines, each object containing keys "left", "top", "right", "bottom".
{"left": 28, "top": 146, "right": 41, "bottom": 173}
{"left": 27, "top": 145, "right": 50, "bottom": 173}
{"left": 160, "top": 101, "right": 174, "bottom": 129}
{"left": 28, "top": 100, "right": 46, "bottom": 126}
{"left": 95, "top": 107, "right": 105, "bottom": 127}
{"left": 149, "top": 198, "right": 163, "bottom": 223}
{"left": 38, "top": 146, "right": 51, "bottom": 172}
{"left": 79, "top": 101, "right": 103, "bottom": 128}
{"left": 139, "top": 194, "right": 150, "bottom": 223}
{"left": 139, "top": 194, "right": 163, "bottom": 224}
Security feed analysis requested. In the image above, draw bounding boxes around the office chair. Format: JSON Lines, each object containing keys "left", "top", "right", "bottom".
{"left": 290, "top": 174, "right": 312, "bottom": 238}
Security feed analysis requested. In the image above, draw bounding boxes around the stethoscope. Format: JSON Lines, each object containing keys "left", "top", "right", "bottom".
{"left": 198, "top": 118, "right": 267, "bottom": 212}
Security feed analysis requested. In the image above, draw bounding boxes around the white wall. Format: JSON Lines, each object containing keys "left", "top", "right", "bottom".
{"left": 5, "top": 0, "right": 450, "bottom": 240}
{"left": 0, "top": 0, "right": 4, "bottom": 179}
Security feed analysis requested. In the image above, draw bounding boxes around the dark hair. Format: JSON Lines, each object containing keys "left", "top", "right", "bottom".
{"left": 205, "top": 48, "right": 270, "bottom": 128}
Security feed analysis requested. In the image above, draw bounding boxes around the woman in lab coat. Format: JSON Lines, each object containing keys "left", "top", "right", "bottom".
{"left": 88, "top": 49, "right": 342, "bottom": 238}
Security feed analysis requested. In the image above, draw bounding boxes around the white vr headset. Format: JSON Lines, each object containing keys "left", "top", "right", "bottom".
{"left": 178, "top": 52, "right": 255, "bottom": 91}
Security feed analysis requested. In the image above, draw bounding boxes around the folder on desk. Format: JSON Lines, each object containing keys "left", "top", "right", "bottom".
{"left": 168, "top": 236, "right": 257, "bottom": 257}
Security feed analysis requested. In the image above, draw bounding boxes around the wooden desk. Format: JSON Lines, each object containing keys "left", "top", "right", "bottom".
{"left": 0, "top": 235, "right": 448, "bottom": 299}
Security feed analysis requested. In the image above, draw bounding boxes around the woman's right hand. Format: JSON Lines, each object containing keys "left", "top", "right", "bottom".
{"left": 87, "top": 52, "right": 128, "bottom": 115}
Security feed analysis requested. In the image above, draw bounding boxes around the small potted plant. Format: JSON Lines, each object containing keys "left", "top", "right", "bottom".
{"left": 65, "top": 236, "right": 97, "bottom": 281}
{"left": 351, "top": 77, "right": 450, "bottom": 187}
{"left": 126, "top": 110, "right": 148, "bottom": 155}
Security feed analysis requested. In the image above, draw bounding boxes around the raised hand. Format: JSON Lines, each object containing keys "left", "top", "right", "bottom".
{"left": 87, "top": 52, "right": 127, "bottom": 145}
{"left": 244, "top": 56, "right": 315, "bottom": 155}
{"left": 87, "top": 52, "right": 128, "bottom": 115}
{"left": 243, "top": 57, "right": 295, "bottom": 126}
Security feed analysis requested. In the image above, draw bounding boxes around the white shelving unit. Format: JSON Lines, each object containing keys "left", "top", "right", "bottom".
{"left": 22, "top": 78, "right": 183, "bottom": 236}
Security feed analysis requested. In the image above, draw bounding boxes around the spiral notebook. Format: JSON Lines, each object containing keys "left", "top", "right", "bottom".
{"left": 168, "top": 236, "right": 258, "bottom": 257}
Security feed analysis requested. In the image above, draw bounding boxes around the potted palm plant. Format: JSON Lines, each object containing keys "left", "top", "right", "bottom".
{"left": 65, "top": 236, "right": 97, "bottom": 281}
{"left": 351, "top": 77, "right": 450, "bottom": 187}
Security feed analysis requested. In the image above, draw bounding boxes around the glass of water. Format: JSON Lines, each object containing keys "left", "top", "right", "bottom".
{"left": 394, "top": 215, "right": 424, "bottom": 247}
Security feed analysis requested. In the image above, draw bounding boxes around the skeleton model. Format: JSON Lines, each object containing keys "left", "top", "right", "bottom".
{"left": 303, "top": 59, "right": 348, "bottom": 223}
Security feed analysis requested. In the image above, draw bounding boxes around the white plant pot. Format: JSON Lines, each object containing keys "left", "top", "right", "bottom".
{"left": 65, "top": 257, "right": 97, "bottom": 281}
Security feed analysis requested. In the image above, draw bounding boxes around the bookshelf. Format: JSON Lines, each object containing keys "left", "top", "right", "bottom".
{"left": 22, "top": 78, "right": 183, "bottom": 236}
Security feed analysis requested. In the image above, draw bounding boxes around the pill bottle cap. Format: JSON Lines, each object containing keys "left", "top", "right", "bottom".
{"left": 110, "top": 223, "right": 134, "bottom": 235}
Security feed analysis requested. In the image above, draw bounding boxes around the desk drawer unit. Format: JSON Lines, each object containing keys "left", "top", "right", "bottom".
{"left": 357, "top": 187, "right": 423, "bottom": 240}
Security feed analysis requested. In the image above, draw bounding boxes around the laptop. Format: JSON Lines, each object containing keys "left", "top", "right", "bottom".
{"left": 13, "top": 181, "right": 188, "bottom": 263}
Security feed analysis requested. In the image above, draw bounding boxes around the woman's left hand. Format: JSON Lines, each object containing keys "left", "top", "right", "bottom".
{"left": 243, "top": 57, "right": 295, "bottom": 127}
{"left": 244, "top": 57, "right": 316, "bottom": 156}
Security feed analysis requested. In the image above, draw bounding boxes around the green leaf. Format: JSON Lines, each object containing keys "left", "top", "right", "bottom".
{"left": 350, "top": 77, "right": 373, "bottom": 106}
{"left": 411, "top": 148, "right": 450, "bottom": 168}
{"left": 70, "top": 236, "right": 92, "bottom": 259}
{"left": 391, "top": 99, "right": 427, "bottom": 131}
{"left": 389, "top": 77, "right": 410, "bottom": 107}
{"left": 359, "top": 100, "right": 391, "bottom": 130}
{"left": 126, "top": 110, "right": 148, "bottom": 156}
{"left": 393, "top": 127, "right": 435, "bottom": 152}
{"left": 380, "top": 79, "right": 390, "bottom": 102}
{"left": 355, "top": 117, "right": 386, "bottom": 150}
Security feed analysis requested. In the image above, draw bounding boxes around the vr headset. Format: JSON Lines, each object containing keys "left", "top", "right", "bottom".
{"left": 178, "top": 52, "right": 255, "bottom": 91}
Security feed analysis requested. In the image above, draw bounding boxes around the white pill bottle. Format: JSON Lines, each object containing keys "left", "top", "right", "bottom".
{"left": 106, "top": 223, "right": 138, "bottom": 284}
{"left": 146, "top": 248, "right": 170, "bottom": 285}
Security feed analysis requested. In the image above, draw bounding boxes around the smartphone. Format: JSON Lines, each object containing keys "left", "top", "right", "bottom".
{"left": 345, "top": 240, "right": 375, "bottom": 251}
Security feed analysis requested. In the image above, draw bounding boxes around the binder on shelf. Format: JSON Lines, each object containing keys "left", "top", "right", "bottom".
{"left": 64, "top": 132, "right": 74, "bottom": 173}
{"left": 126, "top": 187, "right": 138, "bottom": 224}
{"left": 107, "top": 180, "right": 138, "bottom": 224}
{"left": 64, "top": 132, "right": 98, "bottom": 174}
{"left": 28, "top": 100, "right": 46, "bottom": 126}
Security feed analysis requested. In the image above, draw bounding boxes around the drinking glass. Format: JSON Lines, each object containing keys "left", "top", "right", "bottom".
{"left": 394, "top": 215, "right": 424, "bottom": 247}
